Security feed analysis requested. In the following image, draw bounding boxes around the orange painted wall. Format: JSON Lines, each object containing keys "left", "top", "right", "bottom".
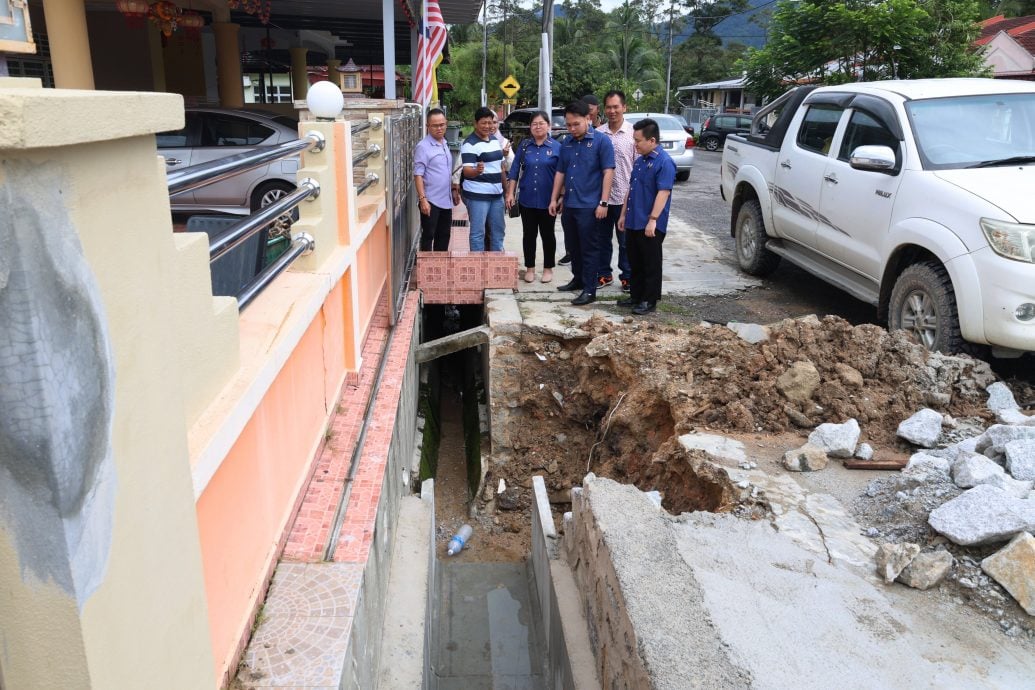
{"left": 196, "top": 290, "right": 342, "bottom": 682}
{"left": 322, "top": 281, "right": 347, "bottom": 405}
{"left": 356, "top": 216, "right": 389, "bottom": 337}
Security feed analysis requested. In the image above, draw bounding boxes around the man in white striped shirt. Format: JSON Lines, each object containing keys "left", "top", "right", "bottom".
{"left": 460, "top": 107, "right": 506, "bottom": 251}
{"left": 597, "top": 90, "right": 636, "bottom": 291}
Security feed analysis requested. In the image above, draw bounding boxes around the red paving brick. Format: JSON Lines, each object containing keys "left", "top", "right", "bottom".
{"left": 414, "top": 197, "right": 519, "bottom": 305}
{"left": 281, "top": 289, "right": 416, "bottom": 562}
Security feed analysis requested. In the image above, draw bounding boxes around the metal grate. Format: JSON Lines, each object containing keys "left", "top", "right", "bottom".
{"left": 451, "top": 219, "right": 469, "bottom": 227}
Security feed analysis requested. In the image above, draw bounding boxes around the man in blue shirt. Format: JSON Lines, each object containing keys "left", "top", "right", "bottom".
{"left": 617, "top": 118, "right": 676, "bottom": 315}
{"left": 413, "top": 108, "right": 454, "bottom": 251}
{"left": 548, "top": 100, "right": 615, "bottom": 306}
{"left": 461, "top": 107, "right": 506, "bottom": 251}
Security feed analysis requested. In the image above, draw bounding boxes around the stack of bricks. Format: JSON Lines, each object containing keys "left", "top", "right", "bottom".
{"left": 415, "top": 251, "right": 519, "bottom": 304}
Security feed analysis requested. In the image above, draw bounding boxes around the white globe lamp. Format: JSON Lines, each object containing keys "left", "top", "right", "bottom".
{"left": 307, "top": 80, "right": 344, "bottom": 121}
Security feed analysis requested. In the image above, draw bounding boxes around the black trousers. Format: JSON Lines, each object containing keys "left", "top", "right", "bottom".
{"left": 519, "top": 206, "right": 557, "bottom": 268}
{"left": 627, "top": 230, "right": 666, "bottom": 304}
{"left": 419, "top": 203, "right": 452, "bottom": 251}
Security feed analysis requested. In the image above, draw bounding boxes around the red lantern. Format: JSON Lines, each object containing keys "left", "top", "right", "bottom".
{"left": 179, "top": 10, "right": 204, "bottom": 38}
{"left": 115, "top": 0, "right": 150, "bottom": 28}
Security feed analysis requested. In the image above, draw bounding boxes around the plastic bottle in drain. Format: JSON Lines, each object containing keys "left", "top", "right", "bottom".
{"left": 446, "top": 524, "right": 473, "bottom": 556}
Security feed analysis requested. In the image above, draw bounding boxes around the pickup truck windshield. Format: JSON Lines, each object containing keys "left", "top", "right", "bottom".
{"left": 907, "top": 93, "right": 1035, "bottom": 170}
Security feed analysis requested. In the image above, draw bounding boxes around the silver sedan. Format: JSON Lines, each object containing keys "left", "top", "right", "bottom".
{"left": 158, "top": 108, "right": 300, "bottom": 215}
{"left": 624, "top": 112, "right": 695, "bottom": 181}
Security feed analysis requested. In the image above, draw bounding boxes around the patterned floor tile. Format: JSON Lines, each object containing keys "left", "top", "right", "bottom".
{"left": 238, "top": 562, "right": 363, "bottom": 688}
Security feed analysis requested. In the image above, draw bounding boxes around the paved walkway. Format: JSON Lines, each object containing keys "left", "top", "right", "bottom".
{"left": 490, "top": 210, "right": 761, "bottom": 302}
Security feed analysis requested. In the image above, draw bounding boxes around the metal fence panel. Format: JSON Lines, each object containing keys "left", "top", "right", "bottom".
{"left": 384, "top": 105, "right": 423, "bottom": 324}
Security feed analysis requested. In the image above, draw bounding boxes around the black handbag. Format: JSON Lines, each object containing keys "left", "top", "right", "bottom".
{"left": 508, "top": 139, "right": 531, "bottom": 218}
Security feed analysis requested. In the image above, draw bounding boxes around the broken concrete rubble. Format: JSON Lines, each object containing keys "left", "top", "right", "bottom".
{"left": 677, "top": 433, "right": 747, "bottom": 465}
{"left": 902, "top": 452, "right": 950, "bottom": 480}
{"left": 981, "top": 532, "right": 1035, "bottom": 616}
{"left": 1005, "top": 439, "right": 1035, "bottom": 482}
{"left": 928, "top": 485, "right": 1035, "bottom": 546}
{"left": 897, "top": 408, "right": 944, "bottom": 448}
{"left": 997, "top": 408, "right": 1035, "bottom": 426}
{"left": 725, "top": 321, "right": 769, "bottom": 344}
{"left": 897, "top": 550, "right": 953, "bottom": 590}
{"left": 807, "top": 418, "right": 860, "bottom": 458}
{"left": 952, "top": 452, "right": 1011, "bottom": 489}
{"left": 875, "top": 542, "right": 920, "bottom": 583}
{"left": 854, "top": 443, "right": 874, "bottom": 461}
{"left": 782, "top": 443, "right": 828, "bottom": 472}
{"left": 975, "top": 424, "right": 1035, "bottom": 456}
{"left": 986, "top": 382, "right": 1019, "bottom": 413}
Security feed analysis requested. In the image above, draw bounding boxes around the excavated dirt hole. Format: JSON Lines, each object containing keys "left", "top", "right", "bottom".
{"left": 482, "top": 314, "right": 998, "bottom": 538}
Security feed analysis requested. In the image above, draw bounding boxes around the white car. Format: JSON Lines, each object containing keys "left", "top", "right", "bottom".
{"left": 721, "top": 78, "right": 1035, "bottom": 355}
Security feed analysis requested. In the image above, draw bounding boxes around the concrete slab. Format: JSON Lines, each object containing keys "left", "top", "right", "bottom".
{"left": 517, "top": 300, "right": 627, "bottom": 339}
{"left": 435, "top": 561, "right": 546, "bottom": 688}
{"left": 378, "top": 495, "right": 432, "bottom": 689}
{"left": 569, "top": 476, "right": 1035, "bottom": 689}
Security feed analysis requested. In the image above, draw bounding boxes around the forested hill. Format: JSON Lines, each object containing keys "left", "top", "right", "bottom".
{"left": 553, "top": 1, "right": 771, "bottom": 48}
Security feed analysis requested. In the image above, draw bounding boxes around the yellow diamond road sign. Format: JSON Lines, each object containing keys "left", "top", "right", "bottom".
{"left": 499, "top": 75, "right": 521, "bottom": 98}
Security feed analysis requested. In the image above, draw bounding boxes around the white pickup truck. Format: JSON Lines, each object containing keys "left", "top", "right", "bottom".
{"left": 721, "top": 79, "right": 1035, "bottom": 356}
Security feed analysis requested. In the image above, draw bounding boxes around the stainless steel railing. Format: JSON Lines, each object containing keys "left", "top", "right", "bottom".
{"left": 352, "top": 143, "right": 382, "bottom": 167}
{"left": 209, "top": 178, "right": 320, "bottom": 259}
{"left": 350, "top": 118, "right": 382, "bottom": 136}
{"left": 167, "top": 131, "right": 325, "bottom": 197}
{"left": 355, "top": 173, "right": 379, "bottom": 197}
{"left": 237, "top": 233, "right": 315, "bottom": 310}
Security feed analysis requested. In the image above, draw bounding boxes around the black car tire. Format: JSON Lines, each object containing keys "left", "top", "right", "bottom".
{"left": 734, "top": 199, "right": 780, "bottom": 276}
{"left": 251, "top": 180, "right": 298, "bottom": 235}
{"left": 888, "top": 261, "right": 964, "bottom": 353}
{"left": 676, "top": 170, "right": 691, "bottom": 181}
{"left": 702, "top": 136, "right": 721, "bottom": 152}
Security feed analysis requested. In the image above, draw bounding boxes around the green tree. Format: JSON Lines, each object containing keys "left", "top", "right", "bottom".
{"left": 982, "top": 0, "right": 1035, "bottom": 16}
{"left": 742, "top": 0, "right": 987, "bottom": 101}
{"left": 671, "top": 34, "right": 748, "bottom": 87}
{"left": 683, "top": 0, "right": 752, "bottom": 39}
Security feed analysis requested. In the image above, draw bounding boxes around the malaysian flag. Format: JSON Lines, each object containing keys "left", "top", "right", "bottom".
{"left": 413, "top": 0, "right": 447, "bottom": 107}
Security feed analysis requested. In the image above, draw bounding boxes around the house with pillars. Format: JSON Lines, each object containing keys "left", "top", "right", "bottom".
{"left": 0, "top": 0, "right": 489, "bottom": 688}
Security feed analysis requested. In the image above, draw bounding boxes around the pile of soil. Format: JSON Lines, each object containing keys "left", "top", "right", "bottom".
{"left": 486, "top": 315, "right": 995, "bottom": 518}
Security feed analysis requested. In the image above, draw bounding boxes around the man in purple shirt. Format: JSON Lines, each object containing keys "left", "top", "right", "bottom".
{"left": 414, "top": 108, "right": 453, "bottom": 251}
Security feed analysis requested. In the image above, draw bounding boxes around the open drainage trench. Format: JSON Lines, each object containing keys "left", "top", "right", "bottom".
{"left": 418, "top": 310, "right": 1035, "bottom": 679}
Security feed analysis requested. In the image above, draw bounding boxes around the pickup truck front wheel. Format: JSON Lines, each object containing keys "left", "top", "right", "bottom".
{"left": 888, "top": 261, "right": 964, "bottom": 353}
{"left": 734, "top": 200, "right": 780, "bottom": 276}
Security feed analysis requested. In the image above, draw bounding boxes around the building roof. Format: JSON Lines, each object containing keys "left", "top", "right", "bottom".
{"left": 976, "top": 13, "right": 1035, "bottom": 50}
{"left": 676, "top": 77, "right": 746, "bottom": 92}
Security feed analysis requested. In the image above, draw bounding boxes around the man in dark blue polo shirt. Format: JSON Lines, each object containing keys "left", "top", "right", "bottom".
{"left": 617, "top": 118, "right": 676, "bottom": 315}
{"left": 548, "top": 100, "right": 615, "bottom": 306}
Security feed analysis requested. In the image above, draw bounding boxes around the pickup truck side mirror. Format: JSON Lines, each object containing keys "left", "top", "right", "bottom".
{"left": 849, "top": 145, "right": 897, "bottom": 172}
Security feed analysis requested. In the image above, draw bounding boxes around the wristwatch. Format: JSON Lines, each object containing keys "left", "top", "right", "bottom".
{"left": 598, "top": 200, "right": 608, "bottom": 207}
{"left": 648, "top": 215, "right": 658, "bottom": 221}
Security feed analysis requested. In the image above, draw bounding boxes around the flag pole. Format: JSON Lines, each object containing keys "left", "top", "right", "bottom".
{"left": 480, "top": 0, "right": 488, "bottom": 107}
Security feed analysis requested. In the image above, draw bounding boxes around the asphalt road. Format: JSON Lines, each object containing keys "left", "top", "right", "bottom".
{"left": 667, "top": 148, "right": 881, "bottom": 328}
